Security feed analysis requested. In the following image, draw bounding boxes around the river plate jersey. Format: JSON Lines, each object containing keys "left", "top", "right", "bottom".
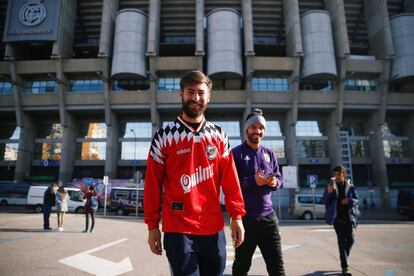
{"left": 144, "top": 116, "right": 246, "bottom": 235}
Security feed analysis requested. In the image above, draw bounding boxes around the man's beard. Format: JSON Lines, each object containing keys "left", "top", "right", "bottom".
{"left": 182, "top": 99, "right": 207, "bottom": 119}
{"left": 247, "top": 133, "right": 261, "bottom": 144}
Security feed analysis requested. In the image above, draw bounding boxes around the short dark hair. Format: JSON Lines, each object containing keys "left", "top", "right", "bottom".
{"left": 89, "top": 185, "right": 96, "bottom": 191}
{"left": 333, "top": 165, "right": 347, "bottom": 176}
{"left": 180, "top": 70, "right": 212, "bottom": 92}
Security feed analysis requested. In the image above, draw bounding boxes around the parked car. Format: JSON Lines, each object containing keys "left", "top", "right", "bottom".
{"left": 108, "top": 187, "right": 143, "bottom": 216}
{"left": 292, "top": 194, "right": 325, "bottom": 220}
{"left": 397, "top": 189, "right": 414, "bottom": 219}
{"left": 0, "top": 182, "right": 30, "bottom": 206}
{"left": 26, "top": 186, "right": 85, "bottom": 213}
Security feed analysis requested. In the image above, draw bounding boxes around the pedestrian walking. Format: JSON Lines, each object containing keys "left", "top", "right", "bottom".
{"left": 231, "top": 108, "right": 285, "bottom": 276}
{"left": 83, "top": 185, "right": 98, "bottom": 233}
{"left": 43, "top": 183, "right": 57, "bottom": 230}
{"left": 144, "top": 70, "right": 246, "bottom": 276}
{"left": 56, "top": 186, "right": 69, "bottom": 232}
{"left": 323, "top": 165, "right": 359, "bottom": 275}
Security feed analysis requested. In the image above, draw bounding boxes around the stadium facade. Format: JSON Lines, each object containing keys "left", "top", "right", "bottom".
{"left": 1, "top": 0, "right": 414, "bottom": 207}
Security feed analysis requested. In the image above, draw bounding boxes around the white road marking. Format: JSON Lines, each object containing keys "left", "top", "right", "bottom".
{"left": 311, "top": 229, "right": 334, "bottom": 232}
{"left": 59, "top": 238, "right": 133, "bottom": 276}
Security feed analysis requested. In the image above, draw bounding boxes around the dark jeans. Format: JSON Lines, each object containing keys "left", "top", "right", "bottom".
{"left": 164, "top": 231, "right": 226, "bottom": 276}
{"left": 43, "top": 204, "right": 52, "bottom": 229}
{"left": 334, "top": 219, "right": 355, "bottom": 269}
{"left": 233, "top": 212, "right": 285, "bottom": 276}
{"left": 85, "top": 211, "right": 96, "bottom": 231}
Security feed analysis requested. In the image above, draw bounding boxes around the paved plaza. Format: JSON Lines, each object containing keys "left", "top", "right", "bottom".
{"left": 0, "top": 212, "right": 413, "bottom": 276}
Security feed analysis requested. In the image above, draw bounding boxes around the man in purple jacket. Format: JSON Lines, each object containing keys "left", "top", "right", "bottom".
{"left": 231, "top": 109, "right": 285, "bottom": 276}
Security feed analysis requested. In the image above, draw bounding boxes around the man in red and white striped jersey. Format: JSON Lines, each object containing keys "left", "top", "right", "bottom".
{"left": 144, "top": 70, "right": 246, "bottom": 275}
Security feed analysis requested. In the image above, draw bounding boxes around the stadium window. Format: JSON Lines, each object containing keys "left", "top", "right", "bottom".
{"left": 296, "top": 121, "right": 328, "bottom": 158}
{"left": 345, "top": 79, "right": 377, "bottom": 92}
{"left": 299, "top": 80, "right": 334, "bottom": 91}
{"left": 0, "top": 81, "right": 12, "bottom": 95}
{"left": 67, "top": 79, "right": 103, "bottom": 92}
{"left": 112, "top": 79, "right": 150, "bottom": 91}
{"left": 24, "top": 80, "right": 57, "bottom": 94}
{"left": 158, "top": 77, "right": 181, "bottom": 92}
{"left": 252, "top": 77, "right": 289, "bottom": 92}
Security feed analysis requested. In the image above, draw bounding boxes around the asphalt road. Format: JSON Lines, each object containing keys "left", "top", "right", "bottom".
{"left": 0, "top": 212, "right": 413, "bottom": 276}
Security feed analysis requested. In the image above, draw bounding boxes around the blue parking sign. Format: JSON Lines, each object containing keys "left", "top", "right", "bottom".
{"left": 307, "top": 175, "right": 318, "bottom": 188}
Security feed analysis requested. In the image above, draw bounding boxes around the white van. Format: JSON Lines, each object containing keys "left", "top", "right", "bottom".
{"left": 26, "top": 186, "right": 85, "bottom": 214}
{"left": 0, "top": 182, "right": 30, "bottom": 206}
{"left": 292, "top": 194, "right": 325, "bottom": 220}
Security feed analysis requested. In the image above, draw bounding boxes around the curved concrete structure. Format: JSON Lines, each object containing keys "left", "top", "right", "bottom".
{"left": 207, "top": 8, "right": 243, "bottom": 79}
{"left": 390, "top": 13, "right": 414, "bottom": 81}
{"left": 300, "top": 10, "right": 337, "bottom": 80}
{"left": 111, "top": 9, "right": 147, "bottom": 79}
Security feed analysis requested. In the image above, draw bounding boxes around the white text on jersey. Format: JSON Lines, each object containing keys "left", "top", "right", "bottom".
{"left": 180, "top": 164, "right": 214, "bottom": 194}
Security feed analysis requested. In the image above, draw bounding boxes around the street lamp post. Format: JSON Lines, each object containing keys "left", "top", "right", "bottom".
{"left": 130, "top": 129, "right": 137, "bottom": 182}
{"left": 130, "top": 129, "right": 139, "bottom": 217}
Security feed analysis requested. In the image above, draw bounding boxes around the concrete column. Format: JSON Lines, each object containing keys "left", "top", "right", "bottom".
{"left": 243, "top": 56, "right": 254, "bottom": 124}
{"left": 332, "top": 58, "right": 347, "bottom": 170}
{"left": 195, "top": 0, "right": 205, "bottom": 56}
{"left": 59, "top": 112, "right": 77, "bottom": 185}
{"left": 324, "top": 0, "right": 350, "bottom": 57}
{"left": 327, "top": 111, "right": 341, "bottom": 169}
{"left": 284, "top": 111, "right": 298, "bottom": 167}
{"left": 364, "top": 0, "right": 395, "bottom": 59}
{"left": 9, "top": 62, "right": 23, "bottom": 128}
{"left": 101, "top": 58, "right": 112, "bottom": 127}
{"left": 285, "top": 57, "right": 301, "bottom": 167}
{"left": 242, "top": 0, "right": 255, "bottom": 56}
{"left": 284, "top": 110, "right": 298, "bottom": 202}
{"left": 14, "top": 114, "right": 36, "bottom": 182}
{"left": 336, "top": 59, "right": 347, "bottom": 126}
{"left": 149, "top": 57, "right": 159, "bottom": 134}
{"left": 4, "top": 44, "right": 16, "bottom": 60}
{"left": 405, "top": 114, "right": 414, "bottom": 177}
{"left": 98, "top": 0, "right": 119, "bottom": 57}
{"left": 365, "top": 59, "right": 392, "bottom": 208}
{"left": 56, "top": 60, "right": 68, "bottom": 127}
{"left": 378, "top": 60, "right": 392, "bottom": 126}
{"left": 283, "top": 0, "right": 303, "bottom": 57}
{"left": 52, "top": 0, "right": 77, "bottom": 58}
{"left": 367, "top": 112, "right": 390, "bottom": 208}
{"left": 105, "top": 111, "right": 119, "bottom": 179}
{"left": 147, "top": 0, "right": 161, "bottom": 56}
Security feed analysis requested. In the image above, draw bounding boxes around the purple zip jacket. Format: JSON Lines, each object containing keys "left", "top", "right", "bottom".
{"left": 231, "top": 141, "right": 283, "bottom": 218}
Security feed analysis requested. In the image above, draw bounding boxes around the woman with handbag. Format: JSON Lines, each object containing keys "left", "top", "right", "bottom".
{"left": 83, "top": 185, "right": 99, "bottom": 233}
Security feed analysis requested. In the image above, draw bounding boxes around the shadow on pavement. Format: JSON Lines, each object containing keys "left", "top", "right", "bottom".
{"left": 224, "top": 274, "right": 265, "bottom": 276}
{"left": 302, "top": 271, "right": 343, "bottom": 276}
{"left": 0, "top": 228, "right": 54, "bottom": 233}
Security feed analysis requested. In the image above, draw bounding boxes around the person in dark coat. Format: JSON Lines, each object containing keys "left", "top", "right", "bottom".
{"left": 323, "top": 165, "right": 359, "bottom": 275}
{"left": 43, "top": 183, "right": 57, "bottom": 230}
{"left": 83, "top": 185, "right": 98, "bottom": 233}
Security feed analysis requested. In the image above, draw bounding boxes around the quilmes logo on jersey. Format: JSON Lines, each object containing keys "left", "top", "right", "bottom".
{"left": 19, "top": 0, "right": 47, "bottom": 27}
{"left": 206, "top": 145, "right": 218, "bottom": 160}
{"left": 180, "top": 164, "right": 214, "bottom": 194}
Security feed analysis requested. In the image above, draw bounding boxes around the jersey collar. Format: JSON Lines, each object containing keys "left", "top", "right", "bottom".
{"left": 177, "top": 115, "right": 206, "bottom": 132}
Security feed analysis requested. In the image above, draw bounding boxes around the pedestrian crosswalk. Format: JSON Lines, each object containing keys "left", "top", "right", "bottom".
{"left": 225, "top": 243, "right": 300, "bottom": 267}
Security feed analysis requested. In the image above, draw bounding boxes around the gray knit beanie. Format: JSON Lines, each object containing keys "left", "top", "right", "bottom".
{"left": 244, "top": 108, "right": 266, "bottom": 132}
